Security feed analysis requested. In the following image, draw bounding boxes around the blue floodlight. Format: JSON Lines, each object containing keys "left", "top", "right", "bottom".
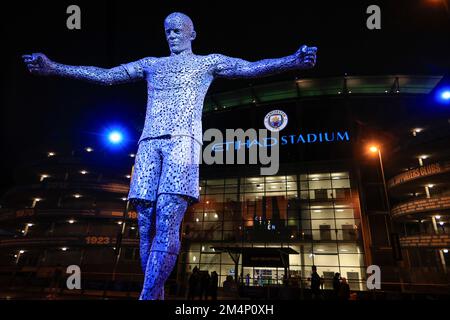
{"left": 108, "top": 131, "right": 123, "bottom": 144}
{"left": 441, "top": 90, "right": 450, "bottom": 101}
{"left": 101, "top": 125, "right": 130, "bottom": 150}
{"left": 436, "top": 87, "right": 450, "bottom": 104}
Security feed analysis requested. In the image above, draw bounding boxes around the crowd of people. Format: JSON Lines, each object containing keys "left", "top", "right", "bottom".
{"left": 187, "top": 265, "right": 355, "bottom": 300}
{"left": 187, "top": 267, "right": 219, "bottom": 300}
{"left": 310, "top": 265, "right": 353, "bottom": 300}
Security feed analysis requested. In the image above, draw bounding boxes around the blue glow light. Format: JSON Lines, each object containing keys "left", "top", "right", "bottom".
{"left": 436, "top": 88, "right": 450, "bottom": 104}
{"left": 441, "top": 90, "right": 450, "bottom": 100}
{"left": 102, "top": 124, "right": 129, "bottom": 151}
{"left": 108, "top": 131, "right": 123, "bottom": 144}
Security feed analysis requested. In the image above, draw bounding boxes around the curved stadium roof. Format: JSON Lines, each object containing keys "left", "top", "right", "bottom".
{"left": 203, "top": 75, "right": 443, "bottom": 113}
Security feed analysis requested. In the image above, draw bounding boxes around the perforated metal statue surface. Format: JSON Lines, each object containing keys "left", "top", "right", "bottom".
{"left": 23, "top": 12, "right": 317, "bottom": 300}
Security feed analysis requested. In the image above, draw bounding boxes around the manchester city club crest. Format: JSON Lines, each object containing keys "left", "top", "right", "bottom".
{"left": 264, "top": 110, "right": 288, "bottom": 132}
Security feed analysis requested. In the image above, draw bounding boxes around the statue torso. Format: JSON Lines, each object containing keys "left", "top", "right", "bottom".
{"left": 139, "top": 54, "right": 217, "bottom": 145}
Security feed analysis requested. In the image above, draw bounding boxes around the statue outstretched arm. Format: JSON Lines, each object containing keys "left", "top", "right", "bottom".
{"left": 22, "top": 53, "right": 152, "bottom": 85}
{"left": 212, "top": 45, "right": 317, "bottom": 79}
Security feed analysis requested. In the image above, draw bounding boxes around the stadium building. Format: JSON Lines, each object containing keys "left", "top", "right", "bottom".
{"left": 0, "top": 74, "right": 448, "bottom": 299}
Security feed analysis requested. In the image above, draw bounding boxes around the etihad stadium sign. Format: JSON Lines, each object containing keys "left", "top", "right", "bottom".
{"left": 201, "top": 128, "right": 350, "bottom": 175}
{"left": 211, "top": 131, "right": 350, "bottom": 152}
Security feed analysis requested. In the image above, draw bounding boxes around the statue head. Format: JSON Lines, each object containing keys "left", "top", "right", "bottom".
{"left": 164, "top": 12, "right": 196, "bottom": 55}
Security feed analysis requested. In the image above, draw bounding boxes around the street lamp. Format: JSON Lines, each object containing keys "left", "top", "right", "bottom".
{"left": 368, "top": 145, "right": 391, "bottom": 218}
{"left": 16, "top": 250, "right": 25, "bottom": 264}
{"left": 411, "top": 128, "right": 423, "bottom": 137}
{"left": 369, "top": 144, "right": 404, "bottom": 290}
{"left": 369, "top": 146, "right": 378, "bottom": 153}
{"left": 369, "top": 145, "right": 397, "bottom": 245}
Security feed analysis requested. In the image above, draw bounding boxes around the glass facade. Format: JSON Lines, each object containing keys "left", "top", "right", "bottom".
{"left": 179, "top": 171, "right": 366, "bottom": 291}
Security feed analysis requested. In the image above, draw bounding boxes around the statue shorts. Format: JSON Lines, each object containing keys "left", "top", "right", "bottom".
{"left": 127, "top": 135, "right": 201, "bottom": 204}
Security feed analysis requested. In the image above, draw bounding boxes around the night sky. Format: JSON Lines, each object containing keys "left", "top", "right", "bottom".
{"left": 1, "top": 0, "right": 450, "bottom": 196}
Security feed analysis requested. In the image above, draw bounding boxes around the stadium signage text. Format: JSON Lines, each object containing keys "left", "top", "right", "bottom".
{"left": 211, "top": 131, "right": 350, "bottom": 152}
{"left": 388, "top": 162, "right": 450, "bottom": 188}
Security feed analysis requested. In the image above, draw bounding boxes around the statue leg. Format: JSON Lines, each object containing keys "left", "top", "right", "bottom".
{"left": 158, "top": 287, "right": 165, "bottom": 301}
{"left": 139, "top": 193, "right": 188, "bottom": 300}
{"left": 133, "top": 199, "right": 165, "bottom": 299}
{"left": 133, "top": 199, "right": 156, "bottom": 273}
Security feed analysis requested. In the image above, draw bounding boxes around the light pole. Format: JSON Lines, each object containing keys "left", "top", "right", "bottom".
{"left": 369, "top": 145, "right": 404, "bottom": 291}
{"left": 369, "top": 146, "right": 393, "bottom": 245}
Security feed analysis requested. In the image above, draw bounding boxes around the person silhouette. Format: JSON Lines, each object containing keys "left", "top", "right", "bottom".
{"left": 22, "top": 12, "right": 317, "bottom": 300}
{"left": 338, "top": 277, "right": 351, "bottom": 300}
{"left": 187, "top": 266, "right": 200, "bottom": 300}
{"left": 333, "top": 272, "right": 341, "bottom": 299}
{"left": 200, "top": 270, "right": 211, "bottom": 300}
{"left": 209, "top": 271, "right": 219, "bottom": 300}
{"left": 246, "top": 273, "right": 251, "bottom": 286}
{"left": 310, "top": 265, "right": 321, "bottom": 300}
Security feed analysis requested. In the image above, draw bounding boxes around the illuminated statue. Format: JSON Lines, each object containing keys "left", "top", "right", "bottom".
{"left": 22, "top": 12, "right": 317, "bottom": 300}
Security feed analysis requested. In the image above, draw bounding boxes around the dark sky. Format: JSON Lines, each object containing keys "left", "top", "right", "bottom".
{"left": 1, "top": 0, "right": 450, "bottom": 195}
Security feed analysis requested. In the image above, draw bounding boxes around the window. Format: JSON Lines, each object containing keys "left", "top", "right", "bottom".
{"left": 314, "top": 189, "right": 328, "bottom": 200}
{"left": 181, "top": 170, "right": 365, "bottom": 290}
{"left": 319, "top": 225, "right": 332, "bottom": 240}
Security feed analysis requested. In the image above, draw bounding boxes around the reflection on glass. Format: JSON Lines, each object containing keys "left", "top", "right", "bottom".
{"left": 182, "top": 171, "right": 364, "bottom": 289}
